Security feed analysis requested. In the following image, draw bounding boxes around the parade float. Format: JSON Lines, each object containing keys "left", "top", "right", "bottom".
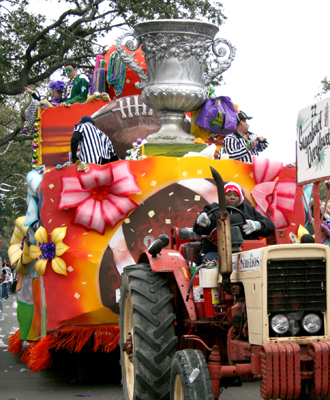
{"left": 8, "top": 18, "right": 329, "bottom": 400}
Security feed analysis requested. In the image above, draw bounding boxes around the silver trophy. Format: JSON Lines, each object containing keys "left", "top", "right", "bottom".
{"left": 116, "top": 19, "right": 235, "bottom": 142}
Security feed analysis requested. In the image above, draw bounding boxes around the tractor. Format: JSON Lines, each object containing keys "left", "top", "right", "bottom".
{"left": 119, "top": 167, "right": 330, "bottom": 400}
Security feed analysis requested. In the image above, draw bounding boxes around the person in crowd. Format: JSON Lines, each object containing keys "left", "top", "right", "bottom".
{"left": 60, "top": 62, "right": 89, "bottom": 105}
{"left": 219, "top": 111, "right": 268, "bottom": 163}
{"left": 1, "top": 267, "right": 10, "bottom": 301}
{"left": 0, "top": 271, "right": 3, "bottom": 311}
{"left": 24, "top": 81, "right": 65, "bottom": 105}
{"left": 71, "top": 115, "right": 118, "bottom": 165}
{"left": 320, "top": 220, "right": 330, "bottom": 246}
{"left": 193, "top": 181, "right": 275, "bottom": 262}
{"left": 305, "top": 202, "right": 330, "bottom": 246}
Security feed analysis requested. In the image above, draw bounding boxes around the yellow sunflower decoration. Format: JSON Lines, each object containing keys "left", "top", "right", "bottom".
{"left": 7, "top": 216, "right": 32, "bottom": 274}
{"left": 30, "top": 226, "right": 69, "bottom": 276}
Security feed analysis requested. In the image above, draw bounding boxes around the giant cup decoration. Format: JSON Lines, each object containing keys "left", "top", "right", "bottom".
{"left": 116, "top": 19, "right": 235, "bottom": 142}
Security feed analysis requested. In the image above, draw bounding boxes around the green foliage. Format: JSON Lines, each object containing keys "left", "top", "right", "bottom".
{"left": 0, "top": 0, "right": 226, "bottom": 100}
{"left": 316, "top": 76, "right": 330, "bottom": 99}
{"left": 117, "top": 0, "right": 226, "bottom": 26}
{"left": 319, "top": 181, "right": 329, "bottom": 202}
{"left": 0, "top": 94, "right": 31, "bottom": 257}
{"left": 0, "top": 0, "right": 226, "bottom": 253}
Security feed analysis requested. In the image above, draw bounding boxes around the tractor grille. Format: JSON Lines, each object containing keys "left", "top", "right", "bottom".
{"left": 267, "top": 258, "right": 326, "bottom": 313}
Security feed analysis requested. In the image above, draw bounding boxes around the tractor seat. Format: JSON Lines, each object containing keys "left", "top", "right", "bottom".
{"left": 183, "top": 241, "right": 202, "bottom": 266}
{"left": 178, "top": 228, "right": 201, "bottom": 240}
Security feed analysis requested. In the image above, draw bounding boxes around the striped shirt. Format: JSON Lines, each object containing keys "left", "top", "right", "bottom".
{"left": 218, "top": 131, "right": 268, "bottom": 163}
{"left": 74, "top": 122, "right": 115, "bottom": 164}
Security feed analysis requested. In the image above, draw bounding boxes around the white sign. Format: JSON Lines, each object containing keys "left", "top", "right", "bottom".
{"left": 296, "top": 97, "right": 330, "bottom": 184}
{"left": 232, "top": 249, "right": 262, "bottom": 272}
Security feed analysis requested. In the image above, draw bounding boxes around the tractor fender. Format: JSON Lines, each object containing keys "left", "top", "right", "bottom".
{"left": 137, "top": 249, "right": 197, "bottom": 321}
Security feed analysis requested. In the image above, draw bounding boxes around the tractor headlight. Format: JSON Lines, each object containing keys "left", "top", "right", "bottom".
{"left": 302, "top": 314, "right": 322, "bottom": 334}
{"left": 271, "top": 314, "right": 290, "bottom": 334}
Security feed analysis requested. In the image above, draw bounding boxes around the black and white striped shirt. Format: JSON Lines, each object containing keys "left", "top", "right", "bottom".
{"left": 73, "top": 122, "right": 115, "bottom": 164}
{"left": 218, "top": 132, "right": 268, "bottom": 163}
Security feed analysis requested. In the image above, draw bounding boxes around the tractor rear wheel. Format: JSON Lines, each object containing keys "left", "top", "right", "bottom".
{"left": 119, "top": 263, "right": 178, "bottom": 400}
{"left": 170, "top": 349, "right": 214, "bottom": 400}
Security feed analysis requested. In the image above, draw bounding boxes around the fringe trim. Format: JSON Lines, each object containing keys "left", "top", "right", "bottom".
{"left": 23, "top": 324, "right": 119, "bottom": 372}
{"left": 20, "top": 342, "right": 37, "bottom": 364}
{"left": 8, "top": 330, "right": 23, "bottom": 355}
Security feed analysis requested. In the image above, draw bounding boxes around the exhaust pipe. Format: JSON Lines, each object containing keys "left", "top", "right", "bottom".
{"left": 210, "top": 167, "right": 232, "bottom": 285}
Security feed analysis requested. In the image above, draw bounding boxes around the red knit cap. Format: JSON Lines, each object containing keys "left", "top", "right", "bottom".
{"left": 224, "top": 182, "right": 244, "bottom": 204}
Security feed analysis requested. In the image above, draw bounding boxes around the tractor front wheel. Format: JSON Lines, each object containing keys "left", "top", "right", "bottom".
{"left": 119, "top": 263, "right": 178, "bottom": 400}
{"left": 170, "top": 349, "right": 214, "bottom": 400}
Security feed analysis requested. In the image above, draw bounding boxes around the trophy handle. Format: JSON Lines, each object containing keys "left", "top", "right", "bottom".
{"left": 204, "top": 38, "right": 236, "bottom": 87}
{"left": 116, "top": 32, "right": 148, "bottom": 90}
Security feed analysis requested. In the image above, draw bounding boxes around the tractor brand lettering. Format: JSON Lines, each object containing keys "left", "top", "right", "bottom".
{"left": 237, "top": 251, "right": 261, "bottom": 271}
{"left": 240, "top": 254, "right": 259, "bottom": 269}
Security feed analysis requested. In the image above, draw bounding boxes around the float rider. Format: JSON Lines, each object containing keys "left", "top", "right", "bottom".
{"left": 193, "top": 181, "right": 275, "bottom": 262}
{"left": 60, "top": 62, "right": 89, "bottom": 106}
{"left": 219, "top": 111, "right": 269, "bottom": 163}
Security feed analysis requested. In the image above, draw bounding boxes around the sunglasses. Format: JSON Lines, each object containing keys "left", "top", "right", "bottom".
{"left": 64, "top": 67, "right": 74, "bottom": 74}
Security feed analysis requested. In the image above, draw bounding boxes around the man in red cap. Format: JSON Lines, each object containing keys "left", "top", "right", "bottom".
{"left": 219, "top": 110, "right": 268, "bottom": 163}
{"left": 193, "top": 181, "right": 275, "bottom": 262}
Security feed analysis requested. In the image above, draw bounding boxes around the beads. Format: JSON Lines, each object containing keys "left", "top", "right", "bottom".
{"left": 125, "top": 138, "right": 145, "bottom": 160}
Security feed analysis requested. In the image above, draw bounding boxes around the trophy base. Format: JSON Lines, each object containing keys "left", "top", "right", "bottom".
{"left": 142, "top": 142, "right": 207, "bottom": 158}
{"left": 146, "top": 111, "right": 195, "bottom": 142}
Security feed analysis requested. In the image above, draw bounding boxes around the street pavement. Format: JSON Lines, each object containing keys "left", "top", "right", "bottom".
{"left": 0, "top": 293, "right": 264, "bottom": 400}
{"left": 0, "top": 293, "right": 122, "bottom": 400}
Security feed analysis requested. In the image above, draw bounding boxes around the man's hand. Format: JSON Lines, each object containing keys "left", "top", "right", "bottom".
{"left": 242, "top": 220, "right": 261, "bottom": 235}
{"left": 256, "top": 136, "right": 264, "bottom": 142}
{"left": 197, "top": 212, "right": 211, "bottom": 228}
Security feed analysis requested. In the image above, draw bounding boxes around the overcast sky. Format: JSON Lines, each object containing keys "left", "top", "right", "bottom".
{"left": 27, "top": 0, "right": 330, "bottom": 164}
{"left": 218, "top": 0, "right": 330, "bottom": 163}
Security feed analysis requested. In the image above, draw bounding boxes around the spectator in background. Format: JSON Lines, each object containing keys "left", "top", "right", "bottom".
{"left": 1, "top": 268, "right": 10, "bottom": 301}
{"left": 320, "top": 220, "right": 330, "bottom": 246}
{"left": 0, "top": 272, "right": 3, "bottom": 311}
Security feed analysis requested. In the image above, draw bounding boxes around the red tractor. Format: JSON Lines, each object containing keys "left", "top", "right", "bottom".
{"left": 119, "top": 167, "right": 330, "bottom": 400}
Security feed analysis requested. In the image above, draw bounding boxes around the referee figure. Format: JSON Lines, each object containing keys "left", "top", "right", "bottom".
{"left": 71, "top": 116, "right": 118, "bottom": 164}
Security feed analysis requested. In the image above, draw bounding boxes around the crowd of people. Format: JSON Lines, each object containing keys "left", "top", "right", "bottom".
{"left": 0, "top": 260, "right": 17, "bottom": 312}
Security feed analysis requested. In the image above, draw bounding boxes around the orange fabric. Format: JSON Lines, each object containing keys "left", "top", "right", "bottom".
{"left": 20, "top": 342, "right": 37, "bottom": 364}
{"left": 8, "top": 330, "right": 22, "bottom": 355}
{"left": 23, "top": 324, "right": 119, "bottom": 372}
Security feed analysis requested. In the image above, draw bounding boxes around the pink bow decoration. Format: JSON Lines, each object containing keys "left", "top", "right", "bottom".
{"left": 58, "top": 161, "right": 140, "bottom": 234}
{"left": 251, "top": 157, "right": 297, "bottom": 229}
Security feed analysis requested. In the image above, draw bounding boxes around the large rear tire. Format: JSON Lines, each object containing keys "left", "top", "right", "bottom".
{"left": 119, "top": 263, "right": 178, "bottom": 400}
{"left": 170, "top": 349, "right": 214, "bottom": 400}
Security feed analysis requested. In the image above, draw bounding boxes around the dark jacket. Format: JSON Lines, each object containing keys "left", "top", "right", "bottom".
{"left": 193, "top": 202, "right": 275, "bottom": 254}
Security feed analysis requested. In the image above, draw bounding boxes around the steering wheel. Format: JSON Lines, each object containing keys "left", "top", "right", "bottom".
{"left": 206, "top": 206, "right": 247, "bottom": 246}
